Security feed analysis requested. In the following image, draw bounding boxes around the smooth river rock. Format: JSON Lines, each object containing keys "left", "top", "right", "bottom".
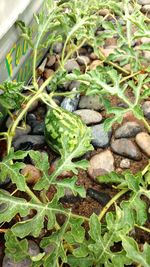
{"left": 115, "top": 121, "right": 142, "bottom": 138}
{"left": 88, "top": 150, "right": 114, "bottom": 179}
{"left": 78, "top": 95, "right": 103, "bottom": 110}
{"left": 135, "top": 132, "right": 150, "bottom": 157}
{"left": 90, "top": 123, "right": 112, "bottom": 148}
{"left": 74, "top": 109, "right": 102, "bottom": 125}
{"left": 13, "top": 135, "right": 45, "bottom": 150}
{"left": 142, "top": 101, "right": 150, "bottom": 120}
{"left": 111, "top": 139, "right": 141, "bottom": 160}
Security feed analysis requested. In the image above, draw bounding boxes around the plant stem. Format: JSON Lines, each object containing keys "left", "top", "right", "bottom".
{"left": 25, "top": 185, "right": 41, "bottom": 204}
{"left": 98, "top": 189, "right": 128, "bottom": 221}
{"left": 134, "top": 224, "right": 150, "bottom": 234}
{"left": 120, "top": 71, "right": 141, "bottom": 83}
{"left": 142, "top": 161, "right": 150, "bottom": 176}
{"left": 141, "top": 117, "right": 150, "bottom": 133}
{"left": 33, "top": 49, "right": 38, "bottom": 89}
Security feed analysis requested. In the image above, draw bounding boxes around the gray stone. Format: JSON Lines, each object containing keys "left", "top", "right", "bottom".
{"left": 135, "top": 132, "right": 150, "bottom": 157}
{"left": 142, "top": 5, "right": 150, "bottom": 12}
{"left": 74, "top": 109, "right": 102, "bottom": 125}
{"left": 53, "top": 42, "right": 63, "bottom": 54}
{"left": 0, "top": 176, "right": 10, "bottom": 187}
{"left": 79, "top": 95, "right": 103, "bottom": 110}
{"left": 77, "top": 55, "right": 90, "bottom": 65}
{"left": 115, "top": 121, "right": 142, "bottom": 138}
{"left": 2, "top": 256, "right": 31, "bottom": 267}
{"left": 138, "top": 0, "right": 150, "bottom": 4}
{"left": 69, "top": 81, "right": 80, "bottom": 91}
{"left": 13, "top": 135, "right": 45, "bottom": 150}
{"left": 61, "top": 89, "right": 80, "bottom": 112}
{"left": 32, "top": 121, "right": 45, "bottom": 135}
{"left": 88, "top": 150, "right": 114, "bottom": 179}
{"left": 111, "top": 139, "right": 141, "bottom": 160}
{"left": 64, "top": 59, "right": 80, "bottom": 73}
{"left": 90, "top": 123, "right": 112, "bottom": 148}
{"left": 28, "top": 240, "right": 40, "bottom": 257}
{"left": 14, "top": 125, "right": 31, "bottom": 139}
{"left": 46, "top": 54, "right": 56, "bottom": 67}
{"left": 26, "top": 113, "right": 37, "bottom": 127}
{"left": 120, "top": 158, "right": 130, "bottom": 169}
{"left": 142, "top": 101, "right": 150, "bottom": 120}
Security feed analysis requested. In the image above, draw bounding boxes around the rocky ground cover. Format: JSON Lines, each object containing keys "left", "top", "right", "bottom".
{"left": 0, "top": 0, "right": 150, "bottom": 266}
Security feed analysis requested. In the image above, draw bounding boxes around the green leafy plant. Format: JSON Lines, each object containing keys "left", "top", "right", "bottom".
{"left": 0, "top": 0, "right": 150, "bottom": 266}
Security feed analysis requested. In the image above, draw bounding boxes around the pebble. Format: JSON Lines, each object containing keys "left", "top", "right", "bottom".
{"left": 13, "top": 135, "right": 45, "bottom": 150}
{"left": 21, "top": 164, "right": 41, "bottom": 184}
{"left": 2, "top": 256, "right": 31, "bottom": 267}
{"left": 53, "top": 42, "right": 63, "bottom": 54}
{"left": 87, "top": 188, "right": 111, "bottom": 205}
{"left": 46, "top": 54, "right": 56, "bottom": 67}
{"left": 138, "top": 0, "right": 150, "bottom": 4}
{"left": 43, "top": 68, "right": 54, "bottom": 79}
{"left": 78, "top": 95, "right": 103, "bottom": 110}
{"left": 26, "top": 113, "right": 37, "bottom": 127}
{"left": 111, "top": 139, "right": 141, "bottom": 160}
{"left": 0, "top": 176, "right": 10, "bottom": 187}
{"left": 142, "top": 5, "right": 150, "bottom": 12}
{"left": 77, "top": 55, "right": 90, "bottom": 65}
{"left": 69, "top": 81, "right": 80, "bottom": 91}
{"left": 142, "top": 101, "right": 150, "bottom": 120}
{"left": 74, "top": 109, "right": 102, "bottom": 125}
{"left": 32, "top": 121, "right": 45, "bottom": 135}
{"left": 90, "top": 123, "right": 112, "bottom": 148}
{"left": 64, "top": 59, "right": 80, "bottom": 73}
{"left": 104, "top": 37, "right": 117, "bottom": 47}
{"left": 13, "top": 125, "right": 31, "bottom": 139}
{"left": 28, "top": 99, "right": 39, "bottom": 112}
{"left": 101, "top": 46, "right": 116, "bottom": 57}
{"left": 114, "top": 121, "right": 142, "bottom": 139}
{"left": 120, "top": 158, "right": 131, "bottom": 169}
{"left": 135, "top": 132, "right": 150, "bottom": 157}
{"left": 89, "top": 60, "right": 102, "bottom": 70}
{"left": 38, "top": 58, "right": 47, "bottom": 73}
{"left": 28, "top": 240, "right": 40, "bottom": 256}
{"left": 89, "top": 52, "right": 98, "bottom": 60}
{"left": 61, "top": 89, "right": 80, "bottom": 112}
{"left": 88, "top": 150, "right": 114, "bottom": 179}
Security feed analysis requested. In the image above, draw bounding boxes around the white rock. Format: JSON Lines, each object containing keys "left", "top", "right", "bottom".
{"left": 74, "top": 109, "right": 102, "bottom": 125}
{"left": 88, "top": 150, "right": 114, "bottom": 180}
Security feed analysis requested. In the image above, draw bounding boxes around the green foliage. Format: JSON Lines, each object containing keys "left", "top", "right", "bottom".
{"left": 0, "top": 81, "right": 24, "bottom": 110}
{"left": 0, "top": 0, "right": 150, "bottom": 266}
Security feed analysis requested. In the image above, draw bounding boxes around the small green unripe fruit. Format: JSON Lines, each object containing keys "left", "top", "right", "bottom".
{"left": 44, "top": 107, "right": 92, "bottom": 156}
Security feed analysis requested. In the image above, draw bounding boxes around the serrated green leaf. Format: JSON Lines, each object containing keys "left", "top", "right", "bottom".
{"left": 0, "top": 149, "right": 28, "bottom": 191}
{"left": 0, "top": 189, "right": 68, "bottom": 238}
{"left": 121, "top": 236, "right": 150, "bottom": 267}
{"left": 0, "top": 81, "right": 24, "bottom": 110}
{"left": 4, "top": 230, "right": 29, "bottom": 262}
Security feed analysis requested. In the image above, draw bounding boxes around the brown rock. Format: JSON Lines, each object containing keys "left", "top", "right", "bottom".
{"left": 74, "top": 109, "right": 102, "bottom": 125}
{"left": 105, "top": 38, "right": 117, "bottom": 47}
{"left": 89, "top": 60, "right": 103, "bottom": 70}
{"left": 89, "top": 52, "right": 98, "bottom": 60}
{"left": 46, "top": 55, "right": 56, "bottom": 67}
{"left": 111, "top": 139, "right": 141, "bottom": 161}
{"left": 43, "top": 69, "right": 54, "bottom": 79}
{"left": 101, "top": 46, "right": 116, "bottom": 58}
{"left": 21, "top": 164, "right": 41, "bottom": 184}
{"left": 88, "top": 150, "right": 114, "bottom": 180}
{"left": 135, "top": 132, "right": 150, "bottom": 157}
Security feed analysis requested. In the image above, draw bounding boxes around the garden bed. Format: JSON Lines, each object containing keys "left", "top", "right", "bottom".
{"left": 0, "top": 0, "right": 150, "bottom": 266}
